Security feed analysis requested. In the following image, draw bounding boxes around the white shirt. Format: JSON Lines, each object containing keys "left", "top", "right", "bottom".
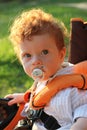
{"left": 32, "top": 63, "right": 87, "bottom": 130}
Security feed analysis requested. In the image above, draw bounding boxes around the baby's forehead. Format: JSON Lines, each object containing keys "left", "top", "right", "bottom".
{"left": 19, "top": 34, "right": 57, "bottom": 50}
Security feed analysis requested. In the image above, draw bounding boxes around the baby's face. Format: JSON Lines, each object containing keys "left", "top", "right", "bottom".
{"left": 19, "top": 34, "right": 66, "bottom": 81}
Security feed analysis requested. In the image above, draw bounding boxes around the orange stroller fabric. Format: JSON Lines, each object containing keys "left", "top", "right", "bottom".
{"left": 24, "top": 61, "right": 87, "bottom": 110}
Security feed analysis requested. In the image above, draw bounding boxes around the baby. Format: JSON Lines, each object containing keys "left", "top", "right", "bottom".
{"left": 6, "top": 9, "right": 87, "bottom": 130}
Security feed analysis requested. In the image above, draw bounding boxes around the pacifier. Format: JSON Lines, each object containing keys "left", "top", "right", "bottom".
{"left": 32, "top": 68, "right": 43, "bottom": 79}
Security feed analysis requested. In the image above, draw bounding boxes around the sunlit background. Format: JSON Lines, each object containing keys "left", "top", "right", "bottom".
{"left": 0, "top": 0, "right": 87, "bottom": 97}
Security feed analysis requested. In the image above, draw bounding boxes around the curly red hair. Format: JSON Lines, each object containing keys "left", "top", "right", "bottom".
{"left": 9, "top": 8, "right": 67, "bottom": 59}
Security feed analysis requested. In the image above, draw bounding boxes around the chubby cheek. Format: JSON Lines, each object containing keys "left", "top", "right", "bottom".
{"left": 42, "top": 65, "right": 56, "bottom": 80}
{"left": 46, "top": 59, "right": 61, "bottom": 77}
{"left": 46, "top": 65, "right": 58, "bottom": 77}
{"left": 22, "top": 62, "right": 32, "bottom": 77}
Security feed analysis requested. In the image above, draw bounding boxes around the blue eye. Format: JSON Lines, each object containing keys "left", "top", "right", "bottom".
{"left": 25, "top": 54, "right": 31, "bottom": 57}
{"left": 22, "top": 53, "right": 31, "bottom": 58}
{"left": 42, "top": 50, "right": 48, "bottom": 55}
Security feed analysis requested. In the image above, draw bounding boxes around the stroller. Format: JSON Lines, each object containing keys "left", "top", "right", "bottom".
{"left": 0, "top": 18, "right": 87, "bottom": 130}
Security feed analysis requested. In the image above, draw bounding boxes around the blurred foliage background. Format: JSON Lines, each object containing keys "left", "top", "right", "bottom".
{"left": 0, "top": 0, "right": 87, "bottom": 97}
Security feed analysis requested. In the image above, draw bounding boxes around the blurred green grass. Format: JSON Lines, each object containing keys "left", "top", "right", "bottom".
{"left": 0, "top": 0, "right": 87, "bottom": 97}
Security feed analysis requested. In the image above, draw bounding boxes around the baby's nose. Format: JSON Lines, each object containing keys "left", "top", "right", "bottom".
{"left": 32, "top": 56, "right": 42, "bottom": 66}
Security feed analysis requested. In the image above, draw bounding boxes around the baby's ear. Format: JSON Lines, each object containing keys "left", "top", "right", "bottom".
{"left": 60, "top": 47, "right": 66, "bottom": 62}
{"left": 68, "top": 18, "right": 87, "bottom": 64}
